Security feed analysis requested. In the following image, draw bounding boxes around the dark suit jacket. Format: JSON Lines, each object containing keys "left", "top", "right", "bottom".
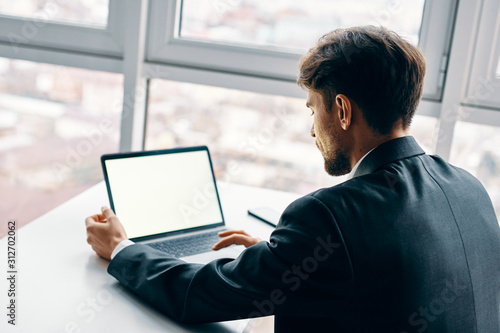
{"left": 108, "top": 136, "right": 500, "bottom": 332}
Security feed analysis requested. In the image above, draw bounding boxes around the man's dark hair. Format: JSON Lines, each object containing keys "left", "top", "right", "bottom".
{"left": 298, "top": 26, "right": 426, "bottom": 135}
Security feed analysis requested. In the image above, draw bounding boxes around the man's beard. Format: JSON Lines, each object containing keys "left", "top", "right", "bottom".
{"left": 322, "top": 145, "right": 351, "bottom": 176}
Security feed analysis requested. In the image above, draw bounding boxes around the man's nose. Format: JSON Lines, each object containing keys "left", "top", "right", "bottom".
{"left": 310, "top": 123, "right": 315, "bottom": 137}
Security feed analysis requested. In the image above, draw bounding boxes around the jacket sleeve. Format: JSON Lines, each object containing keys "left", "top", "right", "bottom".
{"left": 107, "top": 194, "right": 354, "bottom": 323}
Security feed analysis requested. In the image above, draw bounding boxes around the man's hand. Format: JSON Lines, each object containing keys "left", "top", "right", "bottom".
{"left": 85, "top": 207, "right": 127, "bottom": 261}
{"left": 212, "top": 230, "right": 262, "bottom": 251}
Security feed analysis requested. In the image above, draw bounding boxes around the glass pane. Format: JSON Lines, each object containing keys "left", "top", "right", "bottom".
{"left": 449, "top": 121, "right": 500, "bottom": 220}
{"left": 146, "top": 80, "right": 342, "bottom": 194}
{"left": 0, "top": 58, "right": 122, "bottom": 237}
{"left": 409, "top": 114, "right": 439, "bottom": 154}
{"left": 180, "top": 0, "right": 426, "bottom": 51}
{"left": 146, "top": 80, "right": 436, "bottom": 195}
{"left": 0, "top": 0, "right": 109, "bottom": 27}
{"left": 496, "top": 57, "right": 500, "bottom": 78}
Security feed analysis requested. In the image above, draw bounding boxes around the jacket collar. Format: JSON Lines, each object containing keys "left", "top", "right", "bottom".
{"left": 352, "top": 136, "right": 425, "bottom": 178}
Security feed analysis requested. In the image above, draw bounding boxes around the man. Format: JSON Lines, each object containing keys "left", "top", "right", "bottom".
{"left": 86, "top": 26, "right": 500, "bottom": 332}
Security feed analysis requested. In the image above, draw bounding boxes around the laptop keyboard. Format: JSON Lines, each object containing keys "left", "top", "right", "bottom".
{"left": 146, "top": 230, "right": 224, "bottom": 257}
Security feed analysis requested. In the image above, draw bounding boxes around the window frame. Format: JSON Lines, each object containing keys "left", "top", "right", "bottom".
{"left": 146, "top": 0, "right": 457, "bottom": 102}
{"left": 146, "top": 0, "right": 300, "bottom": 82}
{"left": 0, "top": 0, "right": 125, "bottom": 70}
{"left": 418, "top": 0, "right": 457, "bottom": 100}
{"left": 463, "top": 0, "right": 500, "bottom": 110}
{"left": 457, "top": 106, "right": 500, "bottom": 127}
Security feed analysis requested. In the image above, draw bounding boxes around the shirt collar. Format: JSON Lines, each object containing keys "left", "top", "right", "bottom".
{"left": 346, "top": 147, "right": 376, "bottom": 180}
{"left": 352, "top": 136, "right": 426, "bottom": 179}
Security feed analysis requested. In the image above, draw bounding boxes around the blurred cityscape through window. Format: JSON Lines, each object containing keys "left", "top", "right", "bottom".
{"left": 450, "top": 121, "right": 500, "bottom": 218}
{"left": 0, "top": 0, "right": 109, "bottom": 27}
{"left": 145, "top": 79, "right": 438, "bottom": 196}
{"left": 180, "top": 0, "right": 426, "bottom": 51}
{"left": 0, "top": 58, "right": 122, "bottom": 237}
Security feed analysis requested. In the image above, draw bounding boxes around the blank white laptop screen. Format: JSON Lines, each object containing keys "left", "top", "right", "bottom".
{"left": 103, "top": 149, "right": 223, "bottom": 239}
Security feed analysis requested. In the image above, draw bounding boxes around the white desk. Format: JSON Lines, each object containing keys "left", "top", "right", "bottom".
{"left": 0, "top": 181, "right": 300, "bottom": 333}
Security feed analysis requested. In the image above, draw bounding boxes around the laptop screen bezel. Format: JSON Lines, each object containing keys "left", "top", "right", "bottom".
{"left": 100, "top": 145, "right": 226, "bottom": 242}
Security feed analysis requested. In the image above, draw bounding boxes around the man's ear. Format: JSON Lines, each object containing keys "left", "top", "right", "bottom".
{"left": 335, "top": 94, "right": 352, "bottom": 130}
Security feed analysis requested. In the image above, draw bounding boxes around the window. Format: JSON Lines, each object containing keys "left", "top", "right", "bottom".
{"left": 0, "top": 58, "right": 122, "bottom": 236}
{"left": 0, "top": 0, "right": 124, "bottom": 61}
{"left": 180, "top": 0, "right": 425, "bottom": 51}
{"left": 148, "top": 0, "right": 455, "bottom": 100}
{"left": 464, "top": 0, "right": 500, "bottom": 108}
{"left": 3, "top": 0, "right": 495, "bottom": 232}
{"left": 449, "top": 121, "right": 500, "bottom": 219}
{"left": 145, "top": 79, "right": 437, "bottom": 195}
{"left": 145, "top": 79, "right": 342, "bottom": 194}
{"left": 0, "top": 0, "right": 109, "bottom": 27}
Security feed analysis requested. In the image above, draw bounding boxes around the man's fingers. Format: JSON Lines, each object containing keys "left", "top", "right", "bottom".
{"left": 218, "top": 230, "right": 251, "bottom": 237}
{"left": 85, "top": 216, "right": 103, "bottom": 230}
{"left": 85, "top": 216, "right": 94, "bottom": 227}
{"left": 85, "top": 206, "right": 126, "bottom": 261}
{"left": 101, "top": 207, "right": 118, "bottom": 222}
{"left": 213, "top": 235, "right": 246, "bottom": 250}
{"left": 86, "top": 214, "right": 106, "bottom": 225}
{"left": 214, "top": 230, "right": 261, "bottom": 250}
{"left": 85, "top": 218, "right": 106, "bottom": 236}
{"left": 212, "top": 234, "right": 260, "bottom": 250}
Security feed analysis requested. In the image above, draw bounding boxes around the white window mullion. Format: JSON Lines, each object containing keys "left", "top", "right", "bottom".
{"left": 435, "top": 0, "right": 485, "bottom": 160}
{"left": 119, "top": 0, "right": 149, "bottom": 152}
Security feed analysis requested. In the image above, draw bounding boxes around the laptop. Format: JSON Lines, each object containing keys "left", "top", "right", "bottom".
{"left": 101, "top": 146, "right": 243, "bottom": 263}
